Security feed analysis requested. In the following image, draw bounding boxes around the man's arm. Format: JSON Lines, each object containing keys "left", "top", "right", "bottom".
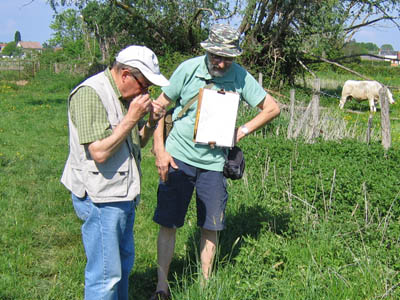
{"left": 152, "top": 92, "right": 179, "bottom": 182}
{"left": 139, "top": 101, "right": 166, "bottom": 148}
{"left": 152, "top": 92, "right": 171, "bottom": 154}
{"left": 88, "top": 93, "right": 152, "bottom": 163}
{"left": 236, "top": 93, "right": 280, "bottom": 143}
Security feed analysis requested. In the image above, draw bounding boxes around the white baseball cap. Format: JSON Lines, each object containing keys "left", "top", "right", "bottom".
{"left": 116, "top": 45, "right": 169, "bottom": 87}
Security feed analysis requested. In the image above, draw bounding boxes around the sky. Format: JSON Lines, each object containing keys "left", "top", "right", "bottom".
{"left": 0, "top": 0, "right": 399, "bottom": 51}
{"left": 0, "top": 0, "right": 55, "bottom": 44}
{"left": 353, "top": 19, "right": 400, "bottom": 50}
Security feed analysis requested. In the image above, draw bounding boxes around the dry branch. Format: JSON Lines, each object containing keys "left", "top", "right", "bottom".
{"left": 302, "top": 50, "right": 373, "bottom": 81}
{"left": 344, "top": 16, "right": 392, "bottom": 32}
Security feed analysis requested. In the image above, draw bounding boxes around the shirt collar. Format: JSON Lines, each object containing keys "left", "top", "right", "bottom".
{"left": 195, "top": 55, "right": 236, "bottom": 83}
{"left": 105, "top": 67, "right": 123, "bottom": 100}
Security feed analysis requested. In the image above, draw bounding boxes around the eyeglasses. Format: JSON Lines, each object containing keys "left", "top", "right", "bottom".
{"left": 208, "top": 52, "right": 234, "bottom": 63}
{"left": 130, "top": 72, "right": 152, "bottom": 91}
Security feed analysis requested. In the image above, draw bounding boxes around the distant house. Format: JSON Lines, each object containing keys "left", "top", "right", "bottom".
{"left": 17, "top": 41, "right": 43, "bottom": 55}
{"left": 0, "top": 43, "right": 7, "bottom": 52}
{"left": 379, "top": 50, "right": 400, "bottom": 66}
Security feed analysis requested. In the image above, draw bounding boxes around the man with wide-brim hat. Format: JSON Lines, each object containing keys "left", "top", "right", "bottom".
{"left": 149, "top": 24, "right": 280, "bottom": 300}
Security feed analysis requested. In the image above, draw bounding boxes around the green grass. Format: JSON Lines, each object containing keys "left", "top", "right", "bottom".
{"left": 1, "top": 69, "right": 400, "bottom": 299}
{"left": 0, "top": 73, "right": 84, "bottom": 299}
{"left": 276, "top": 63, "right": 400, "bottom": 145}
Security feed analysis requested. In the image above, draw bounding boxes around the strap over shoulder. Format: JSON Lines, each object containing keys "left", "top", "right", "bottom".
{"left": 176, "top": 82, "right": 214, "bottom": 120}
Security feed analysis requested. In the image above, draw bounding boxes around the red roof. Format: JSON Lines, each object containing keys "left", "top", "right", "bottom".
{"left": 17, "top": 41, "right": 42, "bottom": 49}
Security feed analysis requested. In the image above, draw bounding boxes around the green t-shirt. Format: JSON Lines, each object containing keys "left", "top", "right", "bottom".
{"left": 162, "top": 55, "right": 267, "bottom": 171}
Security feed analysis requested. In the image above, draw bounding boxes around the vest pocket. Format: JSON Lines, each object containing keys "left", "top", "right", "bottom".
{"left": 83, "top": 157, "right": 130, "bottom": 198}
{"left": 85, "top": 170, "right": 129, "bottom": 197}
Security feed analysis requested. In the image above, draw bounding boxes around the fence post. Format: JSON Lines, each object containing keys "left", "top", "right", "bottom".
{"left": 366, "top": 113, "right": 373, "bottom": 144}
{"left": 293, "top": 100, "right": 312, "bottom": 138}
{"left": 287, "top": 89, "right": 295, "bottom": 138}
{"left": 311, "top": 78, "right": 320, "bottom": 139}
{"left": 380, "top": 87, "right": 391, "bottom": 150}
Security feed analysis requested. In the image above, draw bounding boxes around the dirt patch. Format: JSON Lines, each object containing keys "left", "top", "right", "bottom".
{"left": 15, "top": 80, "right": 29, "bottom": 86}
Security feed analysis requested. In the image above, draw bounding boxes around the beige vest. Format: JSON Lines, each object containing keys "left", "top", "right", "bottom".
{"left": 61, "top": 71, "right": 141, "bottom": 203}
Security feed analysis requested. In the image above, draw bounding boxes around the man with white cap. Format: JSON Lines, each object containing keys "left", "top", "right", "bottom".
{"left": 150, "top": 24, "right": 280, "bottom": 299}
{"left": 61, "top": 45, "right": 169, "bottom": 300}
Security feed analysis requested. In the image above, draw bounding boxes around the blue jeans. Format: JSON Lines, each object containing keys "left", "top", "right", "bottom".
{"left": 72, "top": 193, "right": 136, "bottom": 300}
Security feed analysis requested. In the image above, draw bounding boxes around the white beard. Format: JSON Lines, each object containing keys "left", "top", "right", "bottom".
{"left": 206, "top": 54, "right": 231, "bottom": 77}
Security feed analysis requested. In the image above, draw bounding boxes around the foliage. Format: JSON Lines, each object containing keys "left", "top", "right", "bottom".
{"left": 46, "top": 8, "right": 101, "bottom": 64}
{"left": 308, "top": 59, "right": 400, "bottom": 89}
{"left": 381, "top": 44, "right": 394, "bottom": 51}
{"left": 1, "top": 41, "right": 22, "bottom": 57}
{"left": 342, "top": 40, "right": 379, "bottom": 56}
{"left": 361, "top": 42, "right": 380, "bottom": 53}
{"left": 14, "top": 31, "right": 21, "bottom": 43}
{"left": 49, "top": 9, "right": 84, "bottom": 47}
{"left": 43, "top": 0, "right": 400, "bottom": 86}
{"left": 48, "top": 9, "right": 86, "bottom": 60}
{"left": 244, "top": 136, "right": 399, "bottom": 216}
{"left": 80, "top": 1, "right": 136, "bottom": 62}
{"left": 238, "top": 0, "right": 400, "bottom": 87}
{"left": 48, "top": 0, "right": 234, "bottom": 62}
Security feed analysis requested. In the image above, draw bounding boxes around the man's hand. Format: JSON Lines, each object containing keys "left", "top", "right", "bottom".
{"left": 155, "top": 150, "right": 178, "bottom": 182}
{"left": 235, "top": 127, "right": 246, "bottom": 144}
{"left": 88, "top": 93, "right": 153, "bottom": 163}
{"left": 126, "top": 93, "right": 152, "bottom": 126}
{"left": 149, "top": 101, "right": 166, "bottom": 125}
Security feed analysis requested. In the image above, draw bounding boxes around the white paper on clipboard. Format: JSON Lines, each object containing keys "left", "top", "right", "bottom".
{"left": 193, "top": 88, "right": 240, "bottom": 148}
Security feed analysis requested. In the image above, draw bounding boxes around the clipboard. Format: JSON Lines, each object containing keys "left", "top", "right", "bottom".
{"left": 193, "top": 88, "right": 240, "bottom": 148}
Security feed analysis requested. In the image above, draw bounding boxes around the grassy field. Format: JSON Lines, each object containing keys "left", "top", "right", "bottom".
{"left": 286, "top": 63, "right": 400, "bottom": 145}
{"left": 1, "top": 68, "right": 400, "bottom": 300}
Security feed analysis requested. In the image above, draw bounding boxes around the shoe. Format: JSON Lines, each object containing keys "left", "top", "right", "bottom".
{"left": 149, "top": 290, "right": 171, "bottom": 300}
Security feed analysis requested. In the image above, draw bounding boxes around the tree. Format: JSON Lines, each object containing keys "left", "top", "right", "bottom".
{"left": 40, "top": 0, "right": 400, "bottom": 85}
{"left": 48, "top": 8, "right": 98, "bottom": 61}
{"left": 46, "top": 0, "right": 238, "bottom": 59}
{"left": 343, "top": 40, "right": 365, "bottom": 56}
{"left": 14, "top": 31, "right": 21, "bottom": 43}
{"left": 2, "top": 41, "right": 22, "bottom": 57}
{"left": 361, "top": 42, "right": 380, "bottom": 53}
{"left": 381, "top": 44, "right": 394, "bottom": 51}
{"left": 343, "top": 40, "right": 379, "bottom": 56}
{"left": 49, "top": 9, "right": 84, "bottom": 47}
{"left": 237, "top": 0, "right": 400, "bottom": 85}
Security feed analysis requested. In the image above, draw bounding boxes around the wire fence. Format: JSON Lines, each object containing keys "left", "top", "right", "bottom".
{"left": 0, "top": 59, "right": 101, "bottom": 79}
{"left": 0, "top": 59, "right": 40, "bottom": 78}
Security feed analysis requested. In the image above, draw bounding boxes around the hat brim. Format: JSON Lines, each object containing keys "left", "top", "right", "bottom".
{"left": 116, "top": 55, "right": 170, "bottom": 87}
{"left": 200, "top": 41, "right": 242, "bottom": 58}
{"left": 121, "top": 60, "right": 170, "bottom": 87}
{"left": 142, "top": 70, "right": 170, "bottom": 87}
